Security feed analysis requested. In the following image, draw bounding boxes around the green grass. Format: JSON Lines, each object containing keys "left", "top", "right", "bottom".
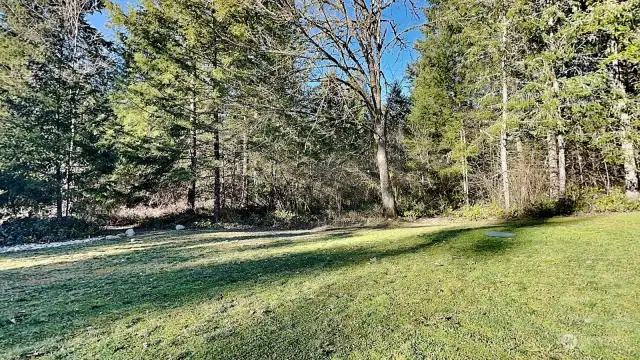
{"left": 1, "top": 213, "right": 640, "bottom": 359}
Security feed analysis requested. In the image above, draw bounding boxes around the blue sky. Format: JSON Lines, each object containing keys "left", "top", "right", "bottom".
{"left": 87, "top": 0, "right": 423, "bottom": 86}
{"left": 86, "top": 0, "right": 132, "bottom": 40}
{"left": 380, "top": 1, "right": 424, "bottom": 87}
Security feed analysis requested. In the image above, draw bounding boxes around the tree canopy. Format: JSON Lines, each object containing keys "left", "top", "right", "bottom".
{"left": 0, "top": 0, "right": 639, "bottom": 227}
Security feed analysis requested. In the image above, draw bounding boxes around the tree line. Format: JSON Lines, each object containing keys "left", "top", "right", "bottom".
{"left": 0, "top": 0, "right": 638, "bottom": 226}
{"left": 408, "top": 0, "right": 640, "bottom": 215}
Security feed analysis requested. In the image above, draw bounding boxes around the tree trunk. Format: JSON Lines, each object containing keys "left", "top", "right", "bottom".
{"left": 604, "top": 160, "right": 611, "bottom": 194}
{"left": 500, "top": 14, "right": 510, "bottom": 210}
{"left": 515, "top": 135, "right": 526, "bottom": 206}
{"left": 56, "top": 163, "right": 63, "bottom": 222}
{"left": 621, "top": 133, "right": 638, "bottom": 199}
{"left": 547, "top": 131, "right": 559, "bottom": 198}
{"left": 550, "top": 75, "right": 566, "bottom": 198}
{"left": 241, "top": 131, "right": 248, "bottom": 208}
{"left": 252, "top": 169, "right": 257, "bottom": 204}
{"left": 374, "top": 118, "right": 397, "bottom": 218}
{"left": 365, "top": 16, "right": 397, "bottom": 219}
{"left": 187, "top": 95, "right": 197, "bottom": 212}
{"left": 65, "top": 12, "right": 81, "bottom": 218}
{"left": 499, "top": 126, "right": 510, "bottom": 210}
{"left": 577, "top": 149, "right": 585, "bottom": 188}
{"left": 213, "top": 111, "right": 221, "bottom": 222}
{"left": 461, "top": 129, "right": 470, "bottom": 206}
{"left": 270, "top": 161, "right": 277, "bottom": 210}
{"left": 221, "top": 156, "right": 226, "bottom": 209}
{"left": 65, "top": 120, "right": 74, "bottom": 217}
{"left": 557, "top": 134, "right": 566, "bottom": 197}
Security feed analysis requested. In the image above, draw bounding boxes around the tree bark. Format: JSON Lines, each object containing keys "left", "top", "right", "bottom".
{"left": 374, "top": 117, "right": 397, "bottom": 218}
{"left": 461, "top": 129, "right": 470, "bottom": 206}
{"left": 515, "top": 135, "right": 526, "bottom": 206}
{"left": 270, "top": 160, "right": 277, "bottom": 210}
{"left": 56, "top": 163, "right": 63, "bottom": 222}
{"left": 213, "top": 111, "right": 221, "bottom": 222}
{"left": 370, "top": 64, "right": 396, "bottom": 216}
{"left": 577, "top": 148, "right": 585, "bottom": 188}
{"left": 604, "top": 160, "right": 611, "bottom": 194}
{"left": 557, "top": 133, "right": 566, "bottom": 197}
{"left": 547, "top": 131, "right": 559, "bottom": 198}
{"left": 65, "top": 119, "right": 74, "bottom": 217}
{"left": 241, "top": 130, "right": 248, "bottom": 208}
{"left": 621, "top": 130, "right": 638, "bottom": 199}
{"left": 369, "top": 4, "right": 397, "bottom": 218}
{"left": 187, "top": 95, "right": 197, "bottom": 212}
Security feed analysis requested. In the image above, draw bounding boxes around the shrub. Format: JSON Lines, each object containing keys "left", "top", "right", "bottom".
{"left": 505, "top": 198, "right": 576, "bottom": 220}
{"left": 591, "top": 189, "right": 640, "bottom": 213}
{"left": 447, "top": 202, "right": 504, "bottom": 220}
{"left": 272, "top": 210, "right": 297, "bottom": 226}
{"left": 0, "top": 217, "right": 100, "bottom": 246}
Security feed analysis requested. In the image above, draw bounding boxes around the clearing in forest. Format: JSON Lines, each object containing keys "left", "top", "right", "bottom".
{"left": 1, "top": 213, "right": 639, "bottom": 359}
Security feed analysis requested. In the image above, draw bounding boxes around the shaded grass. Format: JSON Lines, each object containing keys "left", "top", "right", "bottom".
{"left": 1, "top": 214, "right": 639, "bottom": 359}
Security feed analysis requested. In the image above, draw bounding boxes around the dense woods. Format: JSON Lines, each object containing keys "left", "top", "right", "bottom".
{"left": 1, "top": 0, "right": 639, "bottom": 239}
{"left": 408, "top": 0, "right": 640, "bottom": 213}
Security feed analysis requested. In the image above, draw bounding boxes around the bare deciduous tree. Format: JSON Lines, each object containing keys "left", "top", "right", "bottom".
{"left": 271, "top": 0, "right": 423, "bottom": 217}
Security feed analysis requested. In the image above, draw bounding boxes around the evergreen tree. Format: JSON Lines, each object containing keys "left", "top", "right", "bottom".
{"left": 0, "top": 0, "right": 117, "bottom": 219}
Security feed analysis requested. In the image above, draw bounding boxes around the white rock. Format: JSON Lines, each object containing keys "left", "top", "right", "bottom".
{"left": 105, "top": 235, "right": 120, "bottom": 240}
{"left": 175, "top": 225, "right": 186, "bottom": 230}
{"left": 125, "top": 229, "right": 135, "bottom": 237}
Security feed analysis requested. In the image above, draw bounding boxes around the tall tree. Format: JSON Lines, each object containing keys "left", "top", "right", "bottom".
{"left": 0, "top": 0, "right": 117, "bottom": 219}
{"left": 584, "top": 0, "right": 640, "bottom": 199}
{"left": 272, "top": 0, "right": 423, "bottom": 217}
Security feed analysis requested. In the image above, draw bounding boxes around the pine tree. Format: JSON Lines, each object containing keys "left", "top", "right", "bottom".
{"left": 0, "top": 0, "right": 117, "bottom": 219}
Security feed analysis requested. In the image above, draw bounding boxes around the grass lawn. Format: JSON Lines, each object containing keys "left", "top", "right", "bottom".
{"left": 1, "top": 213, "right": 640, "bottom": 359}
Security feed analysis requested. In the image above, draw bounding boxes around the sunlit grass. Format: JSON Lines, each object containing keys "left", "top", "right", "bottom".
{"left": 1, "top": 214, "right": 639, "bottom": 359}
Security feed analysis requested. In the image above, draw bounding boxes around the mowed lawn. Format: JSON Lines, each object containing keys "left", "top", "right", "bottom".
{"left": 1, "top": 214, "right": 640, "bottom": 359}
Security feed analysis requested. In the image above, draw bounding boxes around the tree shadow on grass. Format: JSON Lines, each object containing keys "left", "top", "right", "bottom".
{"left": 0, "top": 216, "right": 592, "bottom": 357}
{"left": 416, "top": 215, "right": 595, "bottom": 258}
{"left": 469, "top": 236, "right": 515, "bottom": 254}
{"left": 0, "top": 229, "right": 320, "bottom": 265}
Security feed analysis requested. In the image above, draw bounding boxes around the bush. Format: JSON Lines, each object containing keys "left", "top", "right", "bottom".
{"left": 123, "top": 206, "right": 322, "bottom": 231}
{"left": 504, "top": 187, "right": 640, "bottom": 220}
{"left": 272, "top": 210, "right": 298, "bottom": 226}
{"left": 504, "top": 198, "right": 576, "bottom": 220}
{"left": 572, "top": 187, "right": 640, "bottom": 213}
{"left": 0, "top": 217, "right": 101, "bottom": 246}
{"left": 446, "top": 202, "right": 504, "bottom": 220}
